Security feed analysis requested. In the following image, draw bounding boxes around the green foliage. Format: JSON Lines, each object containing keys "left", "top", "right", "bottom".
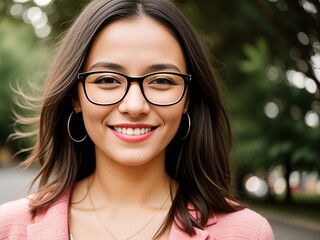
{"left": 239, "top": 38, "right": 269, "bottom": 73}
{"left": 0, "top": 18, "right": 49, "bottom": 150}
{"left": 177, "top": 0, "right": 320, "bottom": 202}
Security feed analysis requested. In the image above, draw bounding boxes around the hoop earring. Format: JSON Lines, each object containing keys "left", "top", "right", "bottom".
{"left": 181, "top": 112, "right": 191, "bottom": 139}
{"left": 67, "top": 110, "right": 87, "bottom": 143}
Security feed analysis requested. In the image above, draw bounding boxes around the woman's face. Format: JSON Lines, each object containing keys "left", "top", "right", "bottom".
{"left": 74, "top": 16, "right": 188, "bottom": 167}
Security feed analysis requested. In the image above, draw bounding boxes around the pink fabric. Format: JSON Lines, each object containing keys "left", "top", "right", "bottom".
{"left": 0, "top": 189, "right": 274, "bottom": 240}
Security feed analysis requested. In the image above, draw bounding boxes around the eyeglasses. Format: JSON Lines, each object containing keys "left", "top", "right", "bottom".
{"left": 77, "top": 71, "right": 191, "bottom": 106}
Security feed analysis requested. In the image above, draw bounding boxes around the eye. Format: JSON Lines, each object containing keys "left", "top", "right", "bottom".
{"left": 149, "top": 76, "right": 176, "bottom": 85}
{"left": 94, "top": 75, "right": 121, "bottom": 84}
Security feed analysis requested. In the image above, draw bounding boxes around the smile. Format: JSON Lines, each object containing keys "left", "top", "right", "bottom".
{"left": 110, "top": 125, "right": 157, "bottom": 143}
{"left": 113, "top": 127, "right": 152, "bottom": 136}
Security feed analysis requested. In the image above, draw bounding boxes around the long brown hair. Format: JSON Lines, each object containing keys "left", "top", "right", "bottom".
{"left": 13, "top": 0, "right": 242, "bottom": 236}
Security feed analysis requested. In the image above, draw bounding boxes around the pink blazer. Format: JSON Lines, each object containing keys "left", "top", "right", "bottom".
{"left": 0, "top": 189, "right": 274, "bottom": 240}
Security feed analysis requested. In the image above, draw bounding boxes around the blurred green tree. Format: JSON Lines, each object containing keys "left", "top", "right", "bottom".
{"left": 0, "top": 18, "right": 49, "bottom": 156}
{"left": 175, "top": 0, "right": 320, "bottom": 202}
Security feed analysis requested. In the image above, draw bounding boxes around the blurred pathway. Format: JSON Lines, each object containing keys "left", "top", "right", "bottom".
{"left": 1, "top": 166, "right": 320, "bottom": 239}
{"left": 0, "top": 165, "right": 38, "bottom": 204}
{"left": 269, "top": 218, "right": 320, "bottom": 240}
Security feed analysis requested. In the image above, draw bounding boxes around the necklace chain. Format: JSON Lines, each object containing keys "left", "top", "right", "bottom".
{"left": 87, "top": 177, "right": 170, "bottom": 240}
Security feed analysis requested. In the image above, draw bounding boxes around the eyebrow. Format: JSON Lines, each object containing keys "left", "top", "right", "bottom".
{"left": 147, "top": 63, "right": 181, "bottom": 73}
{"left": 88, "top": 62, "right": 181, "bottom": 73}
{"left": 89, "top": 62, "right": 125, "bottom": 71}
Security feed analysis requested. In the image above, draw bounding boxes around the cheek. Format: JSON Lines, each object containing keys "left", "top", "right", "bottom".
{"left": 78, "top": 87, "right": 99, "bottom": 120}
{"left": 161, "top": 98, "right": 188, "bottom": 141}
{"left": 78, "top": 94, "right": 111, "bottom": 137}
{"left": 81, "top": 107, "right": 102, "bottom": 138}
{"left": 161, "top": 106, "right": 184, "bottom": 133}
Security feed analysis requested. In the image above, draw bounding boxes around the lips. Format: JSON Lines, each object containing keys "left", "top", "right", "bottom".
{"left": 110, "top": 123, "right": 157, "bottom": 136}
{"left": 110, "top": 124, "right": 157, "bottom": 143}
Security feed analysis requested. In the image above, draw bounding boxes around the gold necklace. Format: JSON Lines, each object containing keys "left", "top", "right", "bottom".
{"left": 87, "top": 177, "right": 170, "bottom": 240}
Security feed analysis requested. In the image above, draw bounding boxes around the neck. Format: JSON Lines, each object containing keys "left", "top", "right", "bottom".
{"left": 69, "top": 151, "right": 175, "bottom": 240}
{"left": 91, "top": 151, "right": 172, "bottom": 208}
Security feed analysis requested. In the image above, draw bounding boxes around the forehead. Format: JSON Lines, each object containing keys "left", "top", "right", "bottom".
{"left": 84, "top": 16, "right": 186, "bottom": 74}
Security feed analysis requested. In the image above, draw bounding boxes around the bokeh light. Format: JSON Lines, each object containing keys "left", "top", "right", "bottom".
{"left": 286, "top": 70, "right": 305, "bottom": 89}
{"left": 266, "top": 65, "right": 281, "bottom": 81}
{"left": 305, "top": 78, "right": 317, "bottom": 94}
{"left": 264, "top": 101, "right": 279, "bottom": 119}
{"left": 245, "top": 175, "right": 268, "bottom": 197}
{"left": 273, "top": 177, "right": 287, "bottom": 195}
{"left": 26, "top": 7, "right": 42, "bottom": 24}
{"left": 286, "top": 69, "right": 318, "bottom": 94}
{"left": 297, "top": 32, "right": 309, "bottom": 46}
{"left": 304, "top": 111, "right": 319, "bottom": 128}
{"left": 13, "top": 0, "right": 30, "bottom": 3}
{"left": 33, "top": 0, "right": 54, "bottom": 7}
{"left": 11, "top": 4, "right": 52, "bottom": 38}
{"left": 10, "top": 4, "right": 23, "bottom": 17}
{"left": 311, "top": 53, "right": 320, "bottom": 82}
{"left": 289, "top": 171, "right": 300, "bottom": 189}
{"left": 34, "top": 24, "right": 51, "bottom": 38}
{"left": 300, "top": 0, "right": 318, "bottom": 14}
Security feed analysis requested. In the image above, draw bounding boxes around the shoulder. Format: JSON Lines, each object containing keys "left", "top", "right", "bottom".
{"left": 0, "top": 198, "right": 33, "bottom": 239}
{"left": 0, "top": 189, "right": 71, "bottom": 240}
{"left": 207, "top": 208, "right": 274, "bottom": 240}
{"left": 0, "top": 197, "right": 32, "bottom": 222}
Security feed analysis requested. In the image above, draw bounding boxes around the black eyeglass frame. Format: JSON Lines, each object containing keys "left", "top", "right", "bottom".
{"left": 77, "top": 71, "right": 192, "bottom": 106}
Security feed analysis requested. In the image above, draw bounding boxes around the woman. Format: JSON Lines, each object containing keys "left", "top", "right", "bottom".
{"left": 0, "top": 0, "right": 274, "bottom": 239}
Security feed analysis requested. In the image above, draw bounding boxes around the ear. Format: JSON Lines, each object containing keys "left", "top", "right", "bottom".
{"left": 72, "top": 85, "right": 82, "bottom": 113}
{"left": 72, "top": 99, "right": 81, "bottom": 113}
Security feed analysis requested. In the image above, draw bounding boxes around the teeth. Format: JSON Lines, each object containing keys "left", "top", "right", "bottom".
{"left": 127, "top": 128, "right": 133, "bottom": 135}
{"left": 114, "top": 127, "right": 152, "bottom": 136}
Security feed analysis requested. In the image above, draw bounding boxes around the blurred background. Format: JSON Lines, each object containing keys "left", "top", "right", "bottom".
{"left": 0, "top": 0, "right": 319, "bottom": 238}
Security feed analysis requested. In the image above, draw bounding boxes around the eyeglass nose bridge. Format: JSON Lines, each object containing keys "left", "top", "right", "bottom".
{"left": 122, "top": 75, "right": 148, "bottom": 102}
{"left": 126, "top": 75, "right": 145, "bottom": 85}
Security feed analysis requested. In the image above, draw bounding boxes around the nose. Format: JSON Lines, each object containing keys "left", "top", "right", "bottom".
{"left": 118, "top": 82, "right": 150, "bottom": 117}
